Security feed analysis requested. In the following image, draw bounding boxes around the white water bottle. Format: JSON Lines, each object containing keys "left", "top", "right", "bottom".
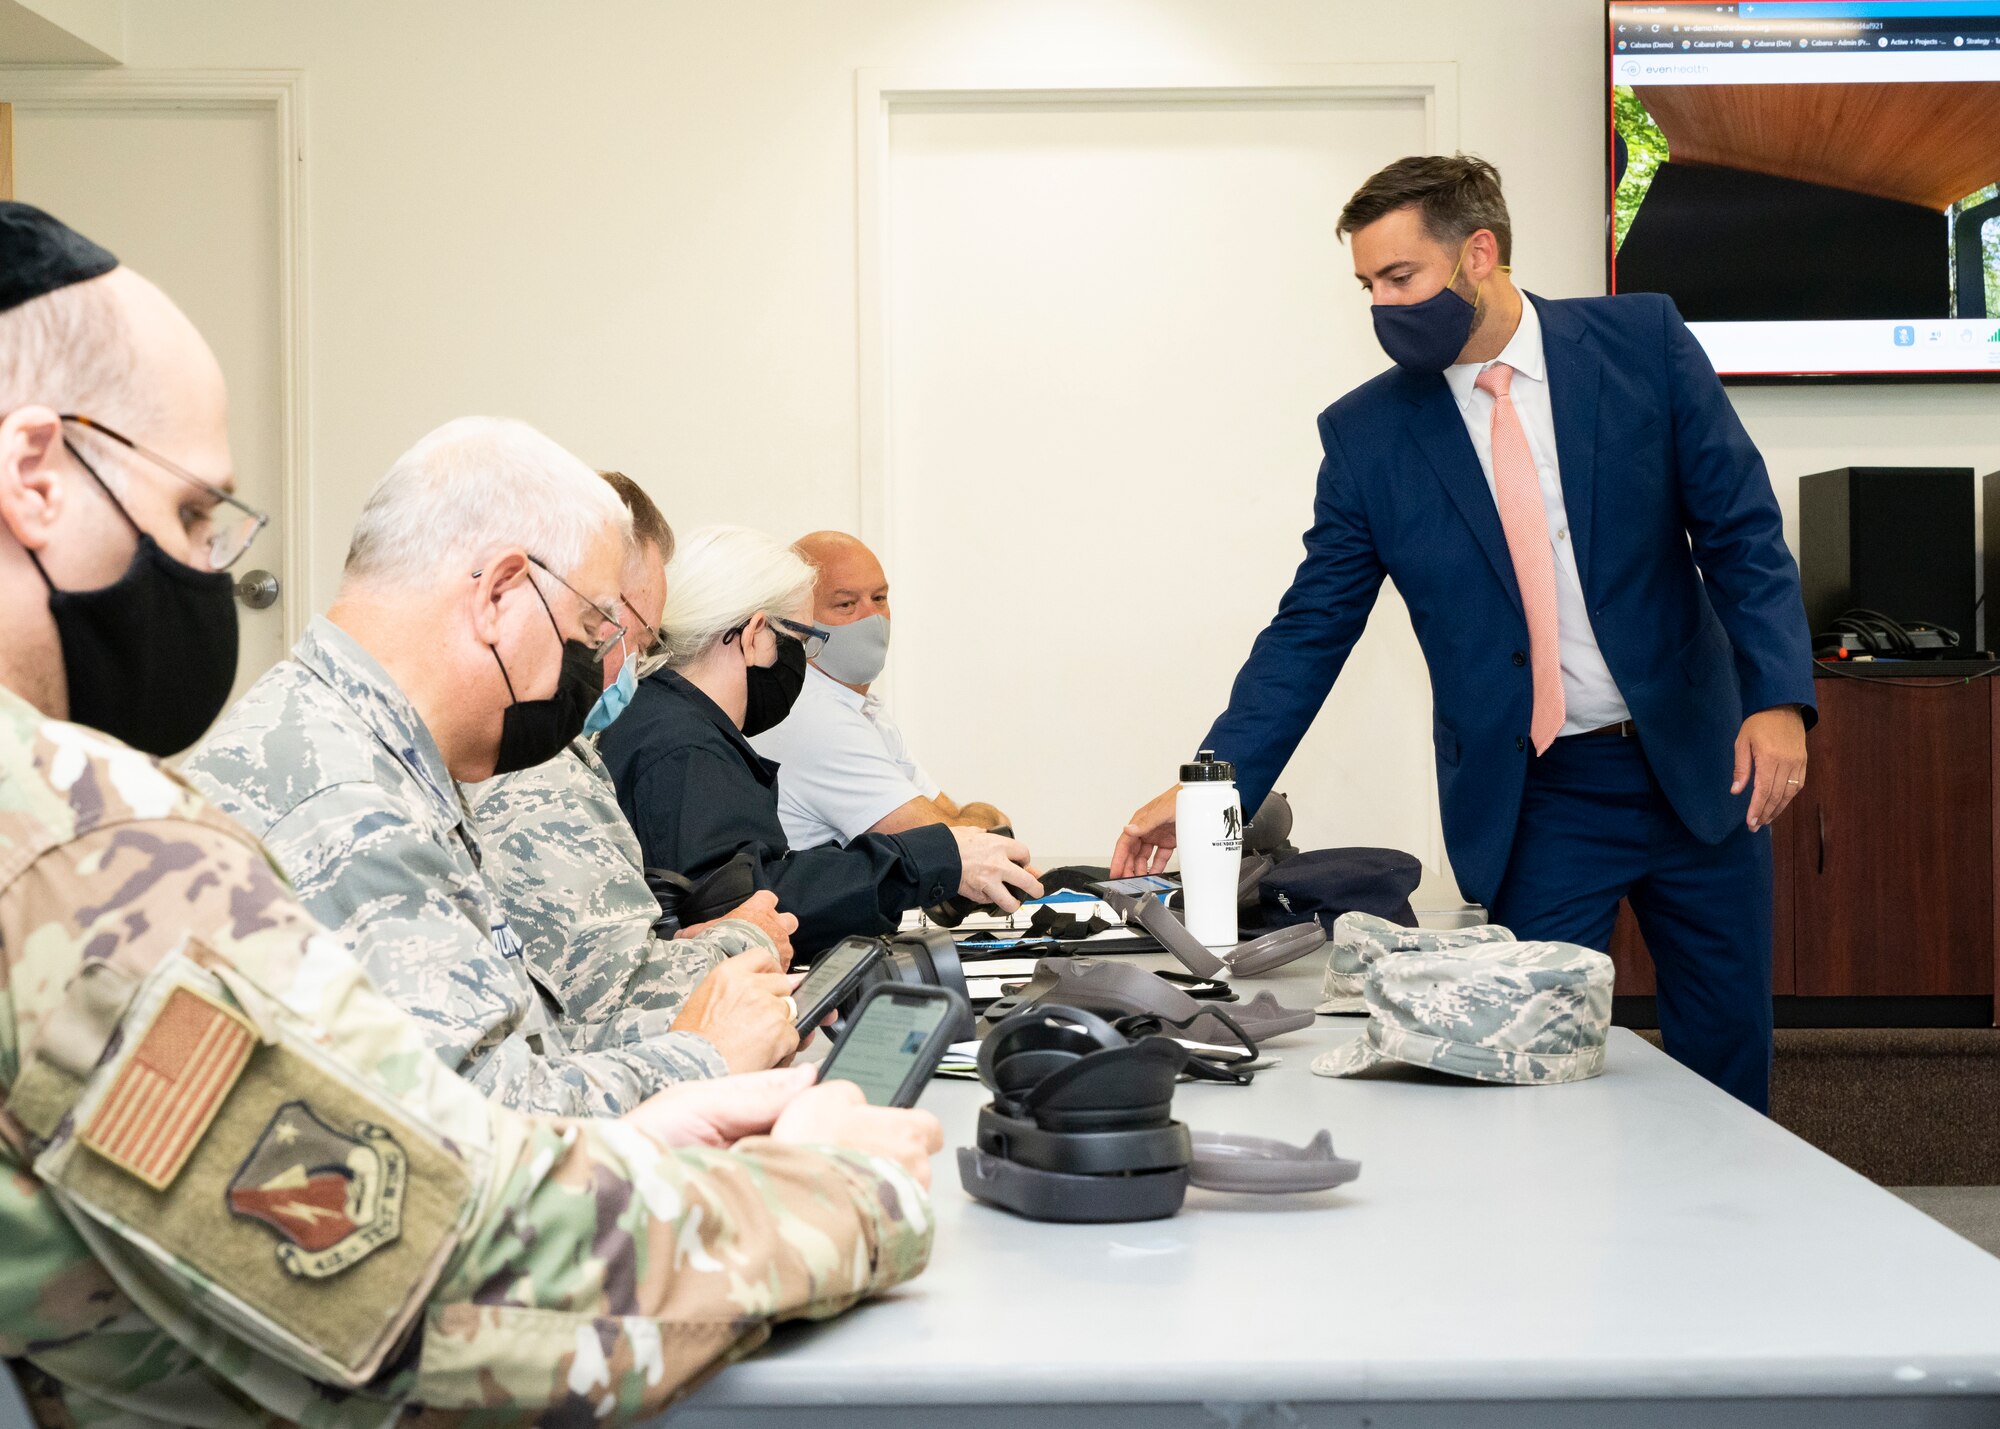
{"left": 1176, "top": 750, "right": 1242, "bottom": 949}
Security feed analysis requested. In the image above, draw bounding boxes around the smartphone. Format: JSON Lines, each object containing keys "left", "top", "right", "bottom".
{"left": 815, "top": 983, "right": 968, "bottom": 1108}
{"left": 790, "top": 936, "right": 886, "bottom": 1035}
{"left": 1093, "top": 874, "right": 1179, "bottom": 897}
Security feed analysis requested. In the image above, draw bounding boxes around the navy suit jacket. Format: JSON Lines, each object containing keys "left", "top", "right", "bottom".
{"left": 1204, "top": 292, "right": 1815, "bottom": 907}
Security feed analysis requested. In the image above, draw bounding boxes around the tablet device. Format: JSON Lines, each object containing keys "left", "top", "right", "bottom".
{"left": 816, "top": 982, "right": 967, "bottom": 1108}
{"left": 790, "top": 936, "right": 886, "bottom": 1034}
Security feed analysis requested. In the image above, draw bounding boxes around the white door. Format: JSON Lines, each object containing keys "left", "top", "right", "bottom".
{"left": 9, "top": 100, "right": 291, "bottom": 704}
{"left": 882, "top": 94, "right": 1460, "bottom": 899}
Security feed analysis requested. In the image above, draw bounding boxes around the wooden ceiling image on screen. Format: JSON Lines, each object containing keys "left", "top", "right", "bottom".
{"left": 1634, "top": 81, "right": 2000, "bottom": 211}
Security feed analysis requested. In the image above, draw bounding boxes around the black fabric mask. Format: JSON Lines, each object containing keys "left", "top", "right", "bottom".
{"left": 742, "top": 632, "right": 807, "bottom": 737}
{"left": 490, "top": 576, "right": 604, "bottom": 774}
{"left": 29, "top": 452, "right": 239, "bottom": 758}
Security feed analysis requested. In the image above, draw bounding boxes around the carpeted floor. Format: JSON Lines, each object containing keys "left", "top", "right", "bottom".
{"left": 1889, "top": 1187, "right": 2000, "bottom": 1258}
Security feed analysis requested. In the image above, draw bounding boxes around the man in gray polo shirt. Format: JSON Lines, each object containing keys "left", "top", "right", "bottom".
{"left": 752, "top": 530, "right": 1012, "bottom": 848}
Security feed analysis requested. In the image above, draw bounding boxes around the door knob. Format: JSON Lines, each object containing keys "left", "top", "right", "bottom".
{"left": 234, "top": 569, "right": 281, "bottom": 610}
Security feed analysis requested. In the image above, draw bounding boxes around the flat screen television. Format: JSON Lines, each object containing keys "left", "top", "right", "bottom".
{"left": 1608, "top": 0, "right": 2000, "bottom": 381}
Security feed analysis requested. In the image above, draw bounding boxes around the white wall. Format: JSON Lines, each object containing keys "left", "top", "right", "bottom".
{"left": 78, "top": 0, "right": 2000, "bottom": 870}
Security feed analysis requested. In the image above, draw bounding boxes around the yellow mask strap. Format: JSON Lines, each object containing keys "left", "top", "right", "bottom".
{"left": 1448, "top": 242, "right": 1511, "bottom": 312}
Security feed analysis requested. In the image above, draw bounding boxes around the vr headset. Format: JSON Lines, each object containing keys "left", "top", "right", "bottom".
{"left": 859, "top": 928, "right": 978, "bottom": 1043}
{"left": 1101, "top": 888, "right": 1326, "bottom": 979}
{"left": 646, "top": 850, "right": 761, "bottom": 937}
{"left": 959, "top": 1003, "right": 1360, "bottom": 1223}
{"left": 980, "top": 956, "right": 1316, "bottom": 1045}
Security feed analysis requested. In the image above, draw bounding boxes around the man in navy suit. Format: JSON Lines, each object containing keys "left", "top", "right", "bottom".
{"left": 1112, "top": 156, "right": 1814, "bottom": 1111}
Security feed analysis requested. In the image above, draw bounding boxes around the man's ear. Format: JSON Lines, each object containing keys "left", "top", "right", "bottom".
{"left": 469, "top": 547, "right": 533, "bottom": 645}
{"left": 1464, "top": 229, "right": 1502, "bottom": 285}
{"left": 0, "top": 407, "right": 69, "bottom": 552}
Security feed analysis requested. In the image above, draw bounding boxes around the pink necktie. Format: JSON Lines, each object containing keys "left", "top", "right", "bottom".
{"left": 1475, "top": 363, "right": 1565, "bottom": 754}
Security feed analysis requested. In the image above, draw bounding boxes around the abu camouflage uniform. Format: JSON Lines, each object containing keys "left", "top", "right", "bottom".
{"left": 463, "top": 737, "right": 737, "bottom": 1052}
{"left": 1312, "top": 940, "right": 1616, "bottom": 1085}
{"left": 0, "top": 684, "right": 931, "bottom": 1427}
{"left": 184, "top": 619, "right": 756, "bottom": 1115}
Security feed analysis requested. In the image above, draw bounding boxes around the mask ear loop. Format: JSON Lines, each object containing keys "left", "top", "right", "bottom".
{"left": 473, "top": 560, "right": 559, "bottom": 707}
{"left": 1448, "top": 240, "right": 1513, "bottom": 320}
{"left": 25, "top": 438, "right": 146, "bottom": 593}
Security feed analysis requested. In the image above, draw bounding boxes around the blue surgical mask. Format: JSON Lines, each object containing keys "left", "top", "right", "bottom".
{"left": 1371, "top": 245, "right": 1506, "bottom": 374}
{"left": 583, "top": 650, "right": 638, "bottom": 735}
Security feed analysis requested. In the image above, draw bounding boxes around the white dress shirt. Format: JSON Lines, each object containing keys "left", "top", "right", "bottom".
{"left": 749, "top": 665, "right": 943, "bottom": 850}
{"left": 1444, "top": 297, "right": 1631, "bottom": 735}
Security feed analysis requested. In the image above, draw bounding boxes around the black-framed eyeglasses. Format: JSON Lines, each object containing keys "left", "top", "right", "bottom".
{"left": 61, "top": 414, "right": 268, "bottom": 570}
{"left": 772, "top": 615, "right": 831, "bottom": 660}
{"left": 527, "top": 555, "right": 626, "bottom": 660}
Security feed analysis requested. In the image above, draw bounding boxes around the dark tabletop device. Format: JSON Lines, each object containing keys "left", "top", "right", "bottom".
{"left": 645, "top": 849, "right": 761, "bottom": 936}
{"left": 816, "top": 982, "right": 967, "bottom": 1108}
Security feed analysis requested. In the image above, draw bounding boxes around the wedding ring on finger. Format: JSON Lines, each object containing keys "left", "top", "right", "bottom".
{"left": 783, "top": 995, "right": 798, "bottom": 1023}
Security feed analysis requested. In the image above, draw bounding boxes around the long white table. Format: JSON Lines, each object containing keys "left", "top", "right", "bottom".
{"left": 671, "top": 958, "right": 2000, "bottom": 1428}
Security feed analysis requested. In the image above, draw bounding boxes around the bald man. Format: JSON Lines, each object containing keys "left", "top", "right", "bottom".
{"left": 750, "top": 530, "right": 1010, "bottom": 848}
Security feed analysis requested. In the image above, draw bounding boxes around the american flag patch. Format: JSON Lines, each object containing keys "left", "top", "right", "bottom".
{"left": 80, "top": 986, "right": 256, "bottom": 1191}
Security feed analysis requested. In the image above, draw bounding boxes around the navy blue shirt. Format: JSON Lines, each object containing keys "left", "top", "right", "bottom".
{"left": 598, "top": 669, "right": 962, "bottom": 955}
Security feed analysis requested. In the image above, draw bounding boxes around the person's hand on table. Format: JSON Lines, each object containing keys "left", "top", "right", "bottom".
{"left": 670, "top": 947, "right": 801, "bottom": 1073}
{"left": 771, "top": 1078, "right": 944, "bottom": 1188}
{"left": 1732, "top": 705, "right": 1808, "bottom": 833}
{"left": 678, "top": 889, "right": 797, "bottom": 969}
{"left": 1111, "top": 785, "right": 1179, "bottom": 878}
{"left": 621, "top": 1064, "right": 818, "bottom": 1150}
{"left": 950, "top": 827, "right": 1042, "bottom": 911}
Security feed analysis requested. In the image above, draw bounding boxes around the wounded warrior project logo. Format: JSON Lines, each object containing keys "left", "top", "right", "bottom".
{"left": 1220, "top": 804, "right": 1243, "bottom": 846}
{"left": 227, "top": 1101, "right": 407, "bottom": 1277}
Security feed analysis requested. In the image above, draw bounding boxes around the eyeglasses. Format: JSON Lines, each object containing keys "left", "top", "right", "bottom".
{"left": 772, "top": 615, "right": 831, "bottom": 660}
{"left": 61, "top": 414, "right": 269, "bottom": 570}
{"left": 618, "top": 592, "right": 665, "bottom": 663}
{"left": 527, "top": 555, "right": 627, "bottom": 660}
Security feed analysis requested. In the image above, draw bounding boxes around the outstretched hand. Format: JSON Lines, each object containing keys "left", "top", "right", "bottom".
{"left": 1110, "top": 785, "right": 1179, "bottom": 879}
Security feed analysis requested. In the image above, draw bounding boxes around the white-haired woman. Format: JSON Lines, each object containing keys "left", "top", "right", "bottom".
{"left": 598, "top": 525, "right": 1037, "bottom": 957}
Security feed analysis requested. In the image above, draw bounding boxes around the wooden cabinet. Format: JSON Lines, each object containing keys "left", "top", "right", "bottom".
{"left": 1607, "top": 671, "right": 1997, "bottom": 1008}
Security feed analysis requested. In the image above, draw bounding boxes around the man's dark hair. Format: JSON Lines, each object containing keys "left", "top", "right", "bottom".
{"left": 1336, "top": 154, "right": 1512, "bottom": 264}
{"left": 599, "top": 470, "right": 675, "bottom": 563}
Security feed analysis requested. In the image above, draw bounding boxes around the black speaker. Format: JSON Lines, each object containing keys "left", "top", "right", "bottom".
{"left": 1982, "top": 471, "right": 2000, "bottom": 654}
{"left": 1799, "top": 467, "right": 1975, "bottom": 650}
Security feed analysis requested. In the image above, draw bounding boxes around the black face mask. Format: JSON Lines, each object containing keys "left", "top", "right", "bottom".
{"left": 28, "top": 449, "right": 239, "bottom": 757}
{"left": 742, "top": 632, "right": 807, "bottom": 737}
{"left": 490, "top": 576, "right": 604, "bottom": 775}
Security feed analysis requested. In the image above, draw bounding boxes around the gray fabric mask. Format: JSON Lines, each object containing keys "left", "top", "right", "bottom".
{"left": 814, "top": 613, "right": 890, "bottom": 686}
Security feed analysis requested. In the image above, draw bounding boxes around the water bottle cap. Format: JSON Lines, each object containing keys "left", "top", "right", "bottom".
{"left": 1180, "top": 749, "right": 1236, "bottom": 783}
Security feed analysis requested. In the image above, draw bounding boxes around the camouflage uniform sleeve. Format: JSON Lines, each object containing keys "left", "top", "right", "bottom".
{"left": 418, "top": 1118, "right": 934, "bottom": 1417}
{"left": 8, "top": 809, "right": 930, "bottom": 1423}
{"left": 263, "top": 782, "right": 726, "bottom": 1115}
{"left": 559, "top": 919, "right": 771, "bottom": 1057}
{"left": 465, "top": 760, "right": 760, "bottom": 1035}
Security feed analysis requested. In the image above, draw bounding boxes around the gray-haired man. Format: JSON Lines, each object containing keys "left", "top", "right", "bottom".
{"left": 187, "top": 418, "right": 799, "bottom": 1115}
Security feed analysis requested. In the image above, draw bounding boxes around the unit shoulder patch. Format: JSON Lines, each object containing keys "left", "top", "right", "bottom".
{"left": 227, "top": 1100, "right": 407, "bottom": 1278}
{"left": 79, "top": 985, "right": 255, "bottom": 1191}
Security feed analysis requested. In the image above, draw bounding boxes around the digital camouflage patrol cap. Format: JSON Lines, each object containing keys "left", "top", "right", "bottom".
{"left": 1312, "top": 941, "right": 1615, "bottom": 1085}
{"left": 1316, "top": 911, "right": 1517, "bottom": 1015}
